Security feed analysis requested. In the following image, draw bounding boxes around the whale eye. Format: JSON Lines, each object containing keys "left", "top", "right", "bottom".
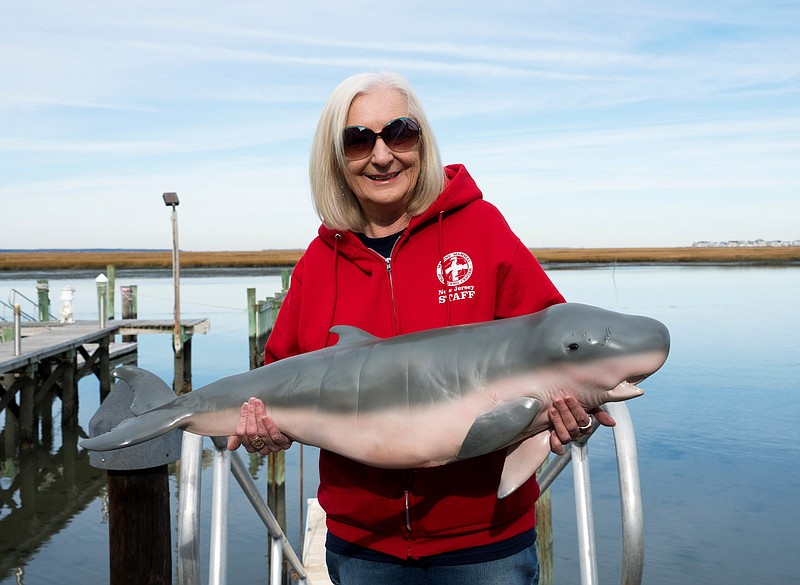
{"left": 567, "top": 342, "right": 580, "bottom": 351}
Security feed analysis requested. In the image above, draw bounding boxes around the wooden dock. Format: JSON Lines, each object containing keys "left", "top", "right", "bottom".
{"left": 303, "top": 498, "right": 333, "bottom": 584}
{"left": 0, "top": 318, "right": 209, "bottom": 372}
{"left": 0, "top": 318, "right": 209, "bottom": 448}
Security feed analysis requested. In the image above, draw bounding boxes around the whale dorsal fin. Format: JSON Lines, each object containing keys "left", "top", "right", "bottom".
{"left": 330, "top": 325, "right": 380, "bottom": 347}
{"left": 113, "top": 366, "right": 176, "bottom": 415}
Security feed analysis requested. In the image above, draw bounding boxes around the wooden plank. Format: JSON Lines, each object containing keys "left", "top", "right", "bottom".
{"left": 115, "top": 318, "right": 210, "bottom": 336}
{"left": 303, "top": 498, "right": 333, "bottom": 585}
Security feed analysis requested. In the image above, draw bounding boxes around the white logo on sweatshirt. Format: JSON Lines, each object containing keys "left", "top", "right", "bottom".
{"left": 437, "top": 252, "right": 473, "bottom": 286}
{"left": 437, "top": 252, "right": 476, "bottom": 304}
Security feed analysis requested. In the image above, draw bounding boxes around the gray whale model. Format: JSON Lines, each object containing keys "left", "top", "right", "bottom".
{"left": 81, "top": 303, "right": 670, "bottom": 497}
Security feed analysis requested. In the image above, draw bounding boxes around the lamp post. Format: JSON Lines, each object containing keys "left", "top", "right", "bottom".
{"left": 163, "top": 192, "right": 185, "bottom": 393}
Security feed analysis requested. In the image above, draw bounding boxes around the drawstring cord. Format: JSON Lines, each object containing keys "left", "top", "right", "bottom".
{"left": 437, "top": 211, "right": 452, "bottom": 326}
{"left": 326, "top": 233, "right": 342, "bottom": 346}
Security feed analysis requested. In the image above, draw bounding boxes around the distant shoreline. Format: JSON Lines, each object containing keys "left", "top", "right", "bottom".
{"left": 1, "top": 247, "right": 799, "bottom": 271}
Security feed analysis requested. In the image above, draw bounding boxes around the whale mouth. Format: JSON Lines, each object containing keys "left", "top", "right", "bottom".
{"left": 627, "top": 375, "right": 647, "bottom": 385}
{"left": 607, "top": 379, "right": 645, "bottom": 400}
{"left": 626, "top": 380, "right": 645, "bottom": 394}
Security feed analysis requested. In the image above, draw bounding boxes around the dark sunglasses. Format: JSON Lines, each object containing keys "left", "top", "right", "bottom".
{"left": 342, "top": 117, "right": 421, "bottom": 160}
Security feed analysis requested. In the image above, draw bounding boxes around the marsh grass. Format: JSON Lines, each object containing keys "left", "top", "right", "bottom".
{"left": 1, "top": 247, "right": 798, "bottom": 271}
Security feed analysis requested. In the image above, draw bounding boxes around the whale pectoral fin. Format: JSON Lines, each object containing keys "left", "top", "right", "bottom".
{"left": 497, "top": 432, "right": 552, "bottom": 499}
{"left": 457, "top": 397, "right": 542, "bottom": 460}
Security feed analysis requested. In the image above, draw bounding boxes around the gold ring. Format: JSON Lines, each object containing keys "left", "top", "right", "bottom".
{"left": 250, "top": 436, "right": 266, "bottom": 450}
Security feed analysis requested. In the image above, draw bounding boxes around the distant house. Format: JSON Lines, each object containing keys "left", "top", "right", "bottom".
{"left": 692, "top": 239, "right": 798, "bottom": 248}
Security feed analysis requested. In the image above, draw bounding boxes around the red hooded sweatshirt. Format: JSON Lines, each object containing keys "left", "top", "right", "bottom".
{"left": 264, "top": 164, "right": 565, "bottom": 559}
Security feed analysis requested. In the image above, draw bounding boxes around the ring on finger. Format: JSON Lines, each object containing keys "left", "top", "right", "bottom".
{"left": 250, "top": 436, "right": 266, "bottom": 450}
{"left": 578, "top": 417, "right": 593, "bottom": 432}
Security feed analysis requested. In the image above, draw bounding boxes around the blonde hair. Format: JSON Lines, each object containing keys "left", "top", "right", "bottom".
{"left": 309, "top": 72, "right": 444, "bottom": 232}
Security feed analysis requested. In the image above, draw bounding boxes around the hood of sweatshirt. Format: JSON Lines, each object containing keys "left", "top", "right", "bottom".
{"left": 316, "top": 164, "right": 482, "bottom": 273}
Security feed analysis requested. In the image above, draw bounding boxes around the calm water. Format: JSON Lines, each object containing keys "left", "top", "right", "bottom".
{"left": 1, "top": 265, "right": 798, "bottom": 584}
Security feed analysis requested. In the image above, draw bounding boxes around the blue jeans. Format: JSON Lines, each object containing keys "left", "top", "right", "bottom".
{"left": 326, "top": 541, "right": 540, "bottom": 585}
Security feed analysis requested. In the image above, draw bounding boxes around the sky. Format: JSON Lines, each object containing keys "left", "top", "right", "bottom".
{"left": 1, "top": 1, "right": 798, "bottom": 250}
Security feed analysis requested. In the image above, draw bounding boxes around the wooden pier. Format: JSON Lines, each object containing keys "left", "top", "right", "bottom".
{"left": 303, "top": 498, "right": 334, "bottom": 584}
{"left": 0, "top": 318, "right": 209, "bottom": 449}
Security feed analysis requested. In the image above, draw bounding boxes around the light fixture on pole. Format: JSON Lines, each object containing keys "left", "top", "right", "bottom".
{"left": 163, "top": 192, "right": 181, "bottom": 360}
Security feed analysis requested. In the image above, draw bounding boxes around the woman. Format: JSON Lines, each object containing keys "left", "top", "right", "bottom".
{"left": 229, "top": 72, "right": 612, "bottom": 584}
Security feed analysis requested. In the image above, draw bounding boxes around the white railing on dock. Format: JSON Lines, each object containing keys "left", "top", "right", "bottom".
{"left": 177, "top": 403, "right": 643, "bottom": 585}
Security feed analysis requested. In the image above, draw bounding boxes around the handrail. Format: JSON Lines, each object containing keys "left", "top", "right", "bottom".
{"left": 0, "top": 299, "right": 36, "bottom": 322}
{"left": 214, "top": 436, "right": 307, "bottom": 584}
{"left": 605, "top": 402, "right": 644, "bottom": 585}
{"left": 537, "top": 403, "right": 644, "bottom": 585}
{"left": 209, "top": 439, "right": 231, "bottom": 585}
{"left": 573, "top": 439, "right": 599, "bottom": 584}
{"left": 177, "top": 433, "right": 203, "bottom": 584}
{"left": 1, "top": 288, "right": 57, "bottom": 322}
{"left": 7, "top": 289, "right": 46, "bottom": 320}
{"left": 176, "top": 434, "right": 307, "bottom": 585}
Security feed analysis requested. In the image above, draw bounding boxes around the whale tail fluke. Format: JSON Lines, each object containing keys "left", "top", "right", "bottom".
{"left": 80, "top": 366, "right": 188, "bottom": 452}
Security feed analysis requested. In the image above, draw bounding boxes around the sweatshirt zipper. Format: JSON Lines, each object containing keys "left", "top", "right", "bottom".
{"left": 404, "top": 489, "right": 412, "bottom": 532}
{"left": 404, "top": 468, "right": 417, "bottom": 539}
{"left": 386, "top": 234, "right": 406, "bottom": 334}
{"left": 364, "top": 235, "right": 402, "bottom": 334}
{"left": 384, "top": 256, "right": 400, "bottom": 333}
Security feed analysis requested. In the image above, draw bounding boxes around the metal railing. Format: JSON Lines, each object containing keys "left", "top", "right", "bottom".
{"left": 176, "top": 433, "right": 307, "bottom": 585}
{"left": 0, "top": 298, "right": 36, "bottom": 323}
{"left": 538, "top": 402, "right": 644, "bottom": 585}
{"left": 2, "top": 288, "right": 51, "bottom": 322}
{"left": 176, "top": 402, "right": 643, "bottom": 585}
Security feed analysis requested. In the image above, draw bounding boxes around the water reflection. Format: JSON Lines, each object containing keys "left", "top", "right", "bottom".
{"left": 0, "top": 429, "right": 105, "bottom": 581}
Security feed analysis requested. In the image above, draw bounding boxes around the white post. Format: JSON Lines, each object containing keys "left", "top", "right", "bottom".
{"left": 95, "top": 273, "right": 108, "bottom": 328}
{"left": 13, "top": 304, "right": 21, "bottom": 356}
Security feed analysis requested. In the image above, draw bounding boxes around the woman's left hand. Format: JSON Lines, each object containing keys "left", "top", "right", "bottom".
{"left": 226, "top": 397, "right": 293, "bottom": 454}
{"left": 547, "top": 395, "right": 616, "bottom": 455}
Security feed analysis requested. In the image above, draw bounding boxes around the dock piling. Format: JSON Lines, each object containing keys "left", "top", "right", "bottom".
{"left": 61, "top": 349, "right": 78, "bottom": 427}
{"left": 18, "top": 366, "right": 36, "bottom": 450}
{"left": 121, "top": 285, "right": 138, "bottom": 343}
{"left": 36, "top": 280, "right": 50, "bottom": 321}
{"left": 247, "top": 273, "right": 291, "bottom": 582}
{"left": 88, "top": 379, "right": 181, "bottom": 585}
{"left": 106, "top": 265, "right": 115, "bottom": 320}
{"left": 173, "top": 330, "right": 193, "bottom": 395}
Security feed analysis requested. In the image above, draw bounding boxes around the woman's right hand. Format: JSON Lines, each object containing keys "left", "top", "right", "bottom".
{"left": 226, "top": 397, "right": 293, "bottom": 454}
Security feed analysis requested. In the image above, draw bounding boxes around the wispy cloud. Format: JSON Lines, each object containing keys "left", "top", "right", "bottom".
{"left": 1, "top": 0, "right": 797, "bottom": 248}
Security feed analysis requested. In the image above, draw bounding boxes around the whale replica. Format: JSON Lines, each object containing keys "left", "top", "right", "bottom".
{"left": 81, "top": 303, "right": 670, "bottom": 497}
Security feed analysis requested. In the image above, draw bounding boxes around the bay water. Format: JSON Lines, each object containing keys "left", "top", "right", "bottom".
{"left": 1, "top": 264, "right": 798, "bottom": 584}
